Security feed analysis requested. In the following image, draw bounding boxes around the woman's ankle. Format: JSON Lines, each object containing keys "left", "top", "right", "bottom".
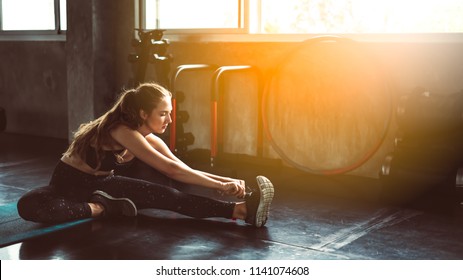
{"left": 88, "top": 202, "right": 104, "bottom": 217}
{"left": 232, "top": 202, "right": 247, "bottom": 220}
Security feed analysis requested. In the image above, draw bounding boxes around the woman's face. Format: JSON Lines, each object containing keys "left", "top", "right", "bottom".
{"left": 139, "top": 97, "right": 172, "bottom": 135}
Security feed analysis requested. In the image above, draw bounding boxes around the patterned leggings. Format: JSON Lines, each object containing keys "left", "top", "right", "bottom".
{"left": 17, "top": 160, "right": 235, "bottom": 223}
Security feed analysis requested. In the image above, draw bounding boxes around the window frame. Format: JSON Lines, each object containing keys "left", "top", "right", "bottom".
{"left": 0, "top": 0, "right": 66, "bottom": 41}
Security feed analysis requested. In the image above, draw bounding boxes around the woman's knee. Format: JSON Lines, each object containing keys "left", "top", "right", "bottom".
{"left": 16, "top": 186, "right": 55, "bottom": 222}
{"left": 17, "top": 191, "right": 39, "bottom": 221}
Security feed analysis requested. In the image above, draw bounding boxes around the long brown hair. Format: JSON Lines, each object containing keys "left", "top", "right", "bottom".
{"left": 63, "top": 82, "right": 171, "bottom": 168}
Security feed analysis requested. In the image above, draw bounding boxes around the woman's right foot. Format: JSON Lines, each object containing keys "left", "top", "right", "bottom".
{"left": 90, "top": 190, "right": 137, "bottom": 217}
{"left": 245, "top": 176, "right": 275, "bottom": 227}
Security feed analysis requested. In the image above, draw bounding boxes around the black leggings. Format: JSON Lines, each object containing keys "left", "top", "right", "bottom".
{"left": 17, "top": 160, "right": 235, "bottom": 223}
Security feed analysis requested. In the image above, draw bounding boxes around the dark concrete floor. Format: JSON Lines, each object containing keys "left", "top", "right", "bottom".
{"left": 1, "top": 132, "right": 462, "bottom": 260}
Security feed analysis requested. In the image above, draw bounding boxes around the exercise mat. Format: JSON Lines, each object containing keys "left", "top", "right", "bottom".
{"left": 0, "top": 202, "right": 92, "bottom": 248}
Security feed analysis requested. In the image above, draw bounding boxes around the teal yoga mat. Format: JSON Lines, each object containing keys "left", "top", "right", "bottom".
{"left": 0, "top": 202, "right": 92, "bottom": 247}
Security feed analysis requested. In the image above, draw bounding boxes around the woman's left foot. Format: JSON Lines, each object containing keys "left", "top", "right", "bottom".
{"left": 90, "top": 190, "right": 137, "bottom": 217}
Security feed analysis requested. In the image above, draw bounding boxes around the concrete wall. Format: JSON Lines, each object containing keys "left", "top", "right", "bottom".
{"left": 0, "top": 41, "right": 67, "bottom": 138}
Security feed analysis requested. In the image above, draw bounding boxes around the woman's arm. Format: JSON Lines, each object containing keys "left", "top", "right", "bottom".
{"left": 145, "top": 134, "right": 245, "bottom": 187}
{"left": 111, "top": 126, "right": 244, "bottom": 197}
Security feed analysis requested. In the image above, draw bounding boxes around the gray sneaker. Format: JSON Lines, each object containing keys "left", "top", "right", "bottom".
{"left": 245, "top": 176, "right": 275, "bottom": 227}
{"left": 90, "top": 190, "right": 137, "bottom": 217}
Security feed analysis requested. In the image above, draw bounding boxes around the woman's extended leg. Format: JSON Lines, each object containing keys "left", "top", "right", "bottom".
{"left": 94, "top": 174, "right": 275, "bottom": 227}
{"left": 95, "top": 175, "right": 236, "bottom": 219}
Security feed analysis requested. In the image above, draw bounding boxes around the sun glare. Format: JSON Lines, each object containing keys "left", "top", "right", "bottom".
{"left": 262, "top": 0, "right": 463, "bottom": 33}
{"left": 143, "top": 0, "right": 462, "bottom": 33}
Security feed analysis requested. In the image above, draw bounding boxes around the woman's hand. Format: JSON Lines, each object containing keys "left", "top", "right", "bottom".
{"left": 236, "top": 179, "right": 245, "bottom": 188}
{"left": 221, "top": 181, "right": 246, "bottom": 199}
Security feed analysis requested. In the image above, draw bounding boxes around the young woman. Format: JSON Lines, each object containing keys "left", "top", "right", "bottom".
{"left": 17, "top": 83, "right": 274, "bottom": 227}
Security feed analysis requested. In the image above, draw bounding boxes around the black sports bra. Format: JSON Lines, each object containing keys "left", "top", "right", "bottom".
{"left": 85, "top": 146, "right": 133, "bottom": 171}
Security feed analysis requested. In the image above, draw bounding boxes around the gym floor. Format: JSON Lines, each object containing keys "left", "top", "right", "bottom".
{"left": 1, "top": 132, "right": 462, "bottom": 260}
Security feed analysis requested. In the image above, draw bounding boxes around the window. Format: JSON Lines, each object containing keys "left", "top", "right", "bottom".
{"left": 143, "top": 0, "right": 243, "bottom": 31}
{"left": 0, "top": 0, "right": 66, "bottom": 33}
{"left": 140, "top": 0, "right": 463, "bottom": 34}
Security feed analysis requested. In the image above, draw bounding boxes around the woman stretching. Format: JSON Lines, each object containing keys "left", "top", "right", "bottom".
{"left": 17, "top": 83, "right": 274, "bottom": 227}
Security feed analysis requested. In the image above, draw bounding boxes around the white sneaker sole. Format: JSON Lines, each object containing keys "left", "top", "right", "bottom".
{"left": 255, "top": 176, "right": 275, "bottom": 227}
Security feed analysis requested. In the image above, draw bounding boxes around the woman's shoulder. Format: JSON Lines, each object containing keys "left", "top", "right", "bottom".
{"left": 109, "top": 124, "right": 147, "bottom": 147}
{"left": 109, "top": 123, "right": 138, "bottom": 138}
{"left": 110, "top": 123, "right": 132, "bottom": 132}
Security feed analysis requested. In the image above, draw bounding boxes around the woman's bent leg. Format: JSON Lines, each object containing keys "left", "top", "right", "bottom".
{"left": 17, "top": 186, "right": 92, "bottom": 223}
